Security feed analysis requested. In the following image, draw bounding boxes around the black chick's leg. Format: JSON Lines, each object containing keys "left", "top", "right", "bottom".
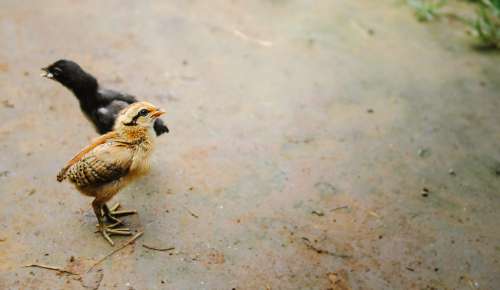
{"left": 92, "top": 199, "right": 132, "bottom": 246}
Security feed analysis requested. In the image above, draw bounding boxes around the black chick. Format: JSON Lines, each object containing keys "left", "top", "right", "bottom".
{"left": 41, "top": 59, "right": 169, "bottom": 135}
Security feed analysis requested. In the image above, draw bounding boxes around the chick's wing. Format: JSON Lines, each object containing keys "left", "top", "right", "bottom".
{"left": 65, "top": 141, "right": 134, "bottom": 187}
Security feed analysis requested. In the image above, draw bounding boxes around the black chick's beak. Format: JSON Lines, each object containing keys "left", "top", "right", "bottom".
{"left": 40, "top": 67, "right": 53, "bottom": 79}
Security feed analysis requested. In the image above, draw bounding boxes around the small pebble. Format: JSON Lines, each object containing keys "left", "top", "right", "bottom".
{"left": 417, "top": 148, "right": 431, "bottom": 158}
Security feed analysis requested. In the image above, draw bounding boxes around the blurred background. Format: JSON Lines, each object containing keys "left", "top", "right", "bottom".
{"left": 0, "top": 1, "right": 499, "bottom": 289}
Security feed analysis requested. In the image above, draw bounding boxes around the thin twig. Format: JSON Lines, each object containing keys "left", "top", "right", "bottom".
{"left": 182, "top": 206, "right": 199, "bottom": 218}
{"left": 311, "top": 210, "right": 325, "bottom": 216}
{"left": 330, "top": 206, "right": 349, "bottom": 211}
{"left": 142, "top": 244, "right": 175, "bottom": 252}
{"left": 88, "top": 231, "right": 143, "bottom": 272}
{"left": 301, "top": 237, "right": 351, "bottom": 259}
{"left": 230, "top": 28, "right": 273, "bottom": 47}
{"left": 24, "top": 264, "right": 78, "bottom": 275}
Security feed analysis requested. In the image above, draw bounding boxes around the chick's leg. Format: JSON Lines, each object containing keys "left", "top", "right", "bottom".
{"left": 103, "top": 203, "right": 137, "bottom": 223}
{"left": 92, "top": 199, "right": 132, "bottom": 246}
{"left": 101, "top": 203, "right": 137, "bottom": 228}
{"left": 102, "top": 203, "right": 123, "bottom": 227}
{"left": 92, "top": 200, "right": 114, "bottom": 245}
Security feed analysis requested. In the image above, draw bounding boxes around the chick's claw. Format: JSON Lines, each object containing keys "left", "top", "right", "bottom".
{"left": 99, "top": 224, "right": 133, "bottom": 246}
{"left": 111, "top": 209, "right": 138, "bottom": 217}
{"left": 102, "top": 203, "right": 137, "bottom": 225}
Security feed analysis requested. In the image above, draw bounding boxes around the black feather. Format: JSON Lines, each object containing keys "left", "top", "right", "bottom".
{"left": 43, "top": 59, "right": 169, "bottom": 135}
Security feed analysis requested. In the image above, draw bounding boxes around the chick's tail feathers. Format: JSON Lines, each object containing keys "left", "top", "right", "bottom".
{"left": 57, "top": 167, "right": 69, "bottom": 182}
{"left": 153, "top": 119, "right": 169, "bottom": 136}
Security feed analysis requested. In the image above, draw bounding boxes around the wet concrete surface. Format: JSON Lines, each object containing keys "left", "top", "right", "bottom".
{"left": 1, "top": 0, "right": 500, "bottom": 289}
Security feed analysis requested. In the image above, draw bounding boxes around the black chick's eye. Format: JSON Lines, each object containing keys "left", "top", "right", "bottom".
{"left": 52, "top": 67, "right": 63, "bottom": 75}
{"left": 138, "top": 109, "right": 149, "bottom": 117}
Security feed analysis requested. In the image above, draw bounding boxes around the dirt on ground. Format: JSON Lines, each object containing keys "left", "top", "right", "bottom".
{"left": 0, "top": 1, "right": 499, "bottom": 289}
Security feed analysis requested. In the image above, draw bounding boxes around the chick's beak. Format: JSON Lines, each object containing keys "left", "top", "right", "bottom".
{"left": 40, "top": 67, "right": 53, "bottom": 79}
{"left": 151, "top": 109, "right": 166, "bottom": 118}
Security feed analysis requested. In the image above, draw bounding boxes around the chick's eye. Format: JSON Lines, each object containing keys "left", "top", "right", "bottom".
{"left": 138, "top": 109, "right": 149, "bottom": 116}
{"left": 53, "top": 67, "right": 63, "bottom": 75}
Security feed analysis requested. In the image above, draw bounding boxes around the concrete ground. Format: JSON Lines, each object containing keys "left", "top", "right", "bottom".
{"left": 1, "top": 0, "right": 499, "bottom": 289}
